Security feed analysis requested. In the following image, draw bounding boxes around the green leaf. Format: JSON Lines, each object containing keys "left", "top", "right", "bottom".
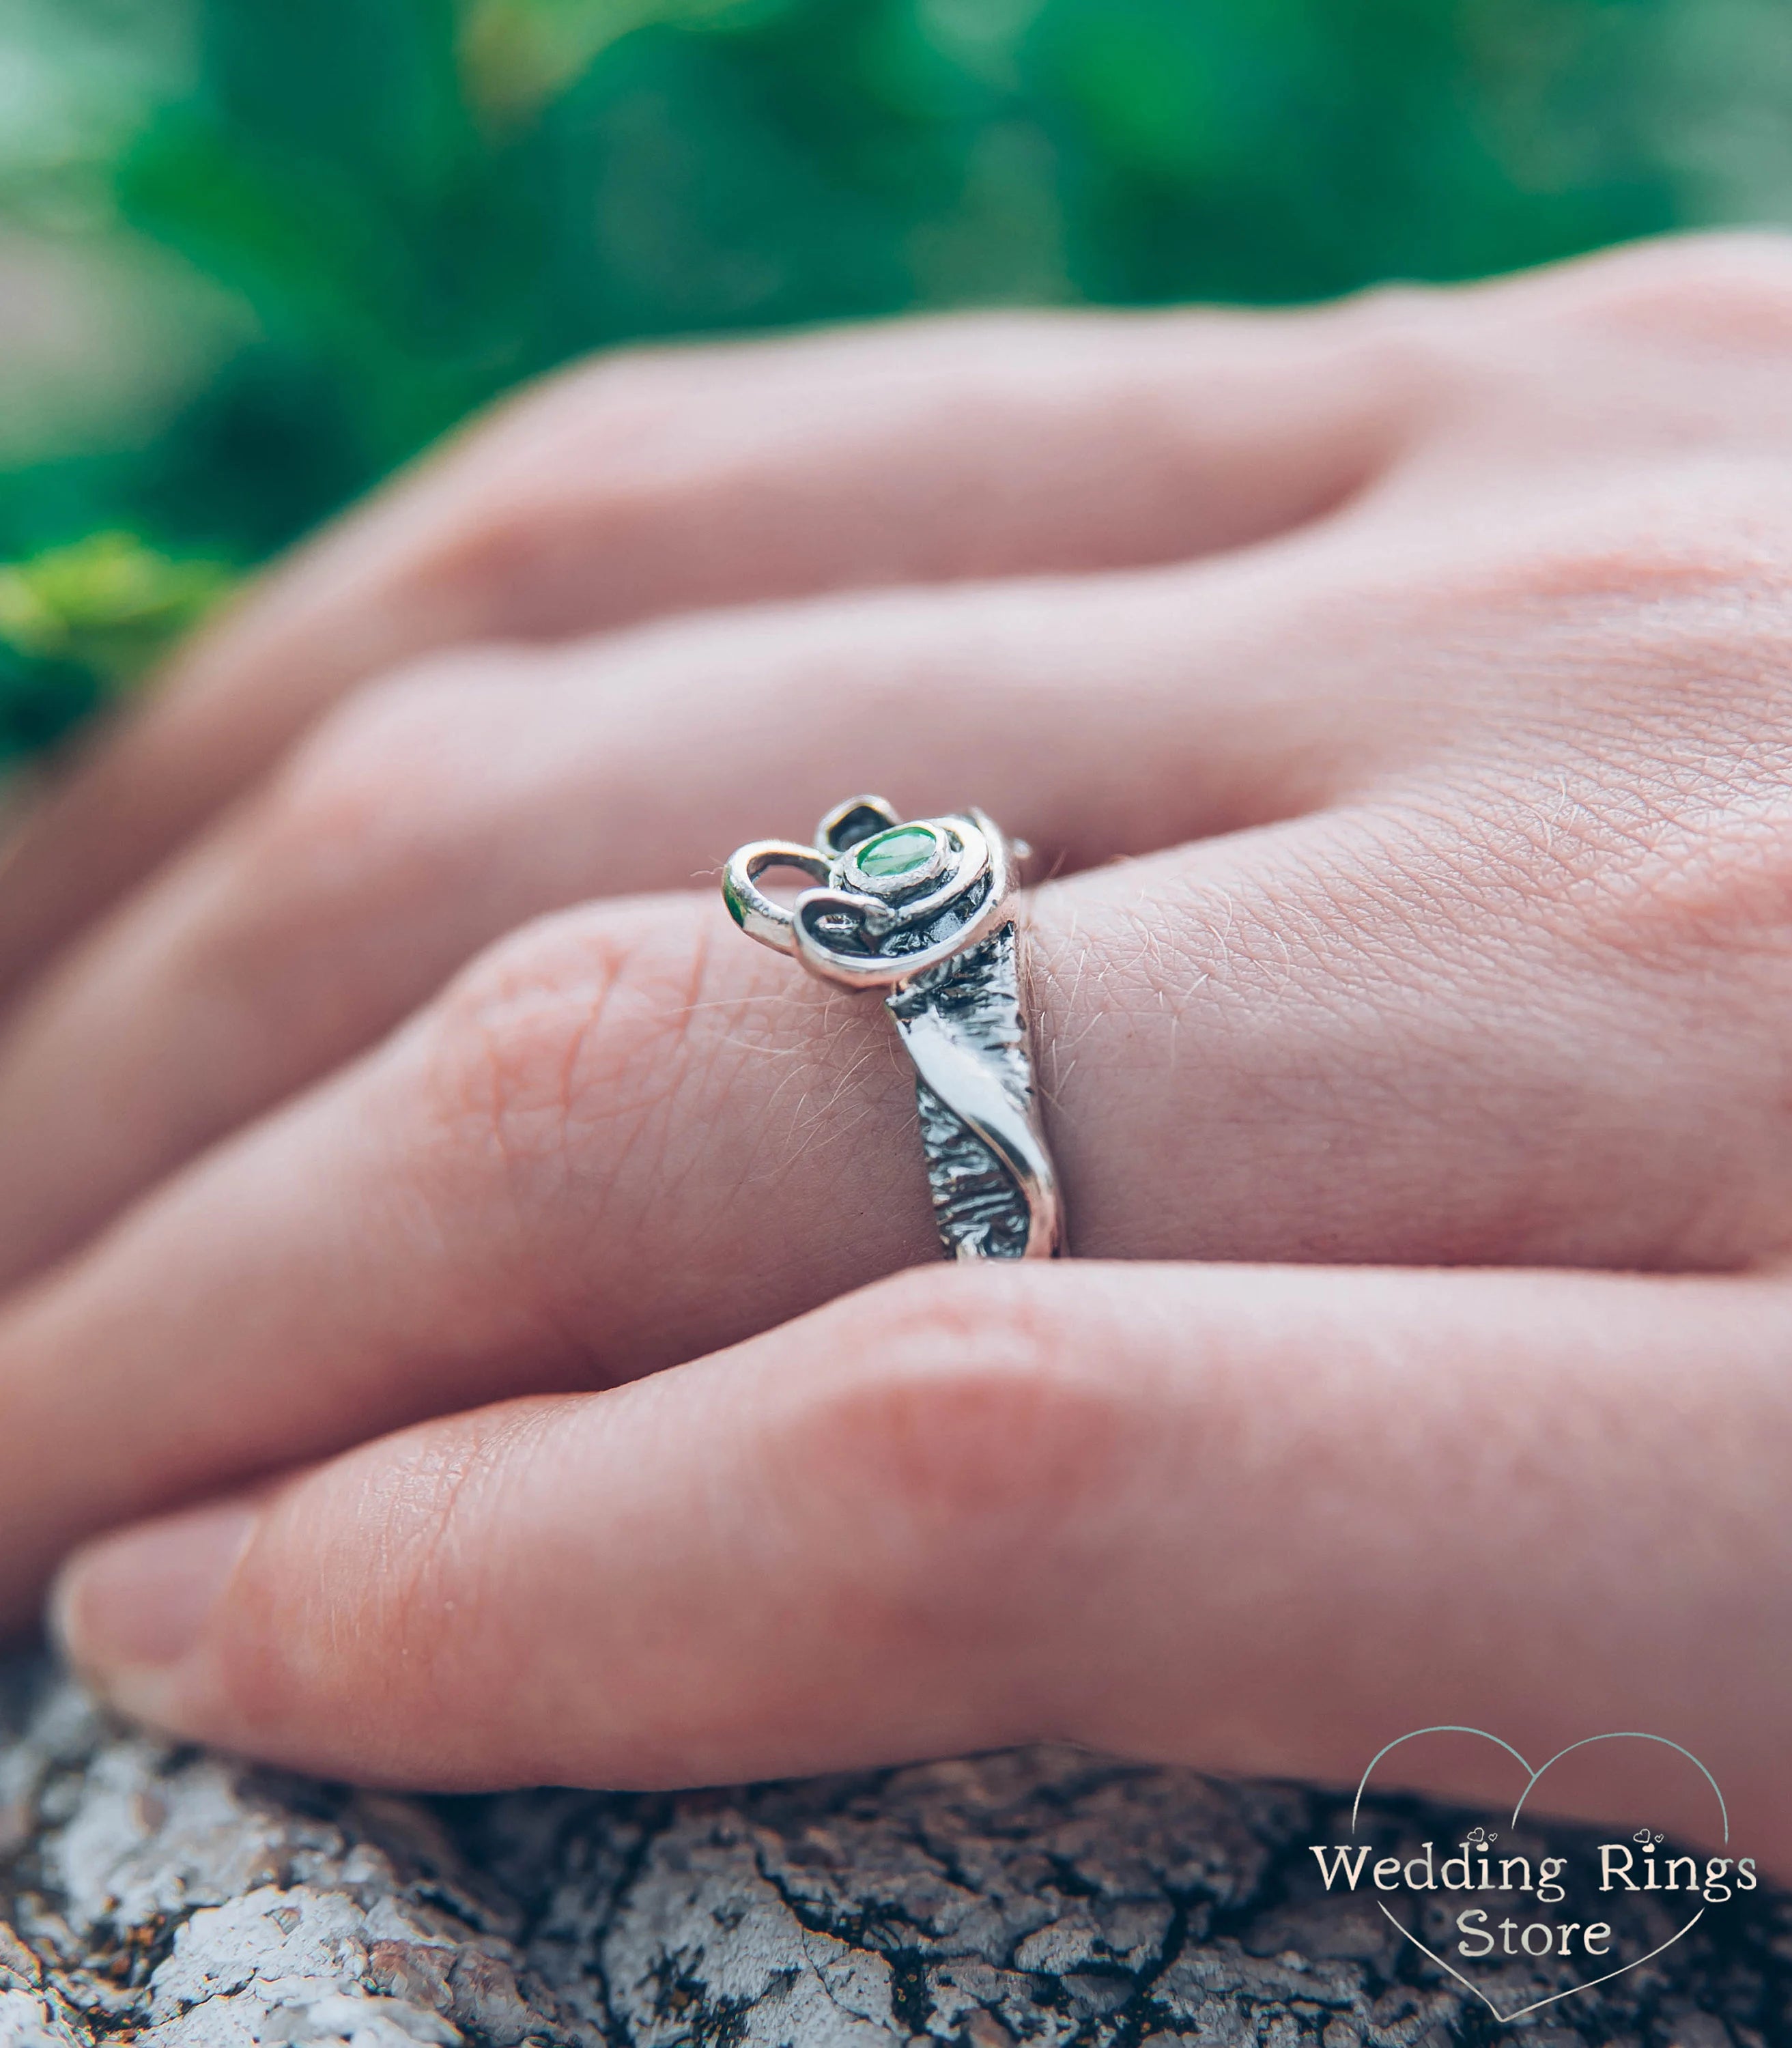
{"left": 0, "top": 533, "right": 235, "bottom": 685}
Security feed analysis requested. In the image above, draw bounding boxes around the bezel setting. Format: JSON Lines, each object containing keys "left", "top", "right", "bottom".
{"left": 723, "top": 798, "right": 1014, "bottom": 990}
{"left": 722, "top": 793, "right": 1062, "bottom": 1262}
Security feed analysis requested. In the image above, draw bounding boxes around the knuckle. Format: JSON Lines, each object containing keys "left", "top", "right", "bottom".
{"left": 787, "top": 1270, "right": 1130, "bottom": 1581}
{"left": 474, "top": 346, "right": 707, "bottom": 475}
{"left": 1328, "top": 284, "right": 1470, "bottom": 412}
{"left": 246, "top": 653, "right": 516, "bottom": 888}
{"left": 420, "top": 347, "right": 771, "bottom": 624}
{"left": 342, "top": 1407, "right": 549, "bottom": 1664}
{"left": 414, "top": 902, "right": 718, "bottom": 1224}
{"left": 408, "top": 313, "right": 1099, "bottom": 621}
{"left": 1356, "top": 485, "right": 1792, "bottom": 971}
{"left": 1404, "top": 501, "right": 1792, "bottom": 972}
{"left": 1550, "top": 231, "right": 1792, "bottom": 347}
{"left": 1335, "top": 238, "right": 1792, "bottom": 423}
{"left": 180, "top": 664, "right": 500, "bottom": 1004}
{"left": 223, "top": 1407, "right": 558, "bottom": 1734}
{"left": 1601, "top": 803, "right": 1792, "bottom": 976}
{"left": 1418, "top": 483, "right": 1787, "bottom": 649}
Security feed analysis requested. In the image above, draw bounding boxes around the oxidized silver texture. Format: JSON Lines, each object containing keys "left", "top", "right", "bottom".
{"left": 724, "top": 796, "right": 1063, "bottom": 1261}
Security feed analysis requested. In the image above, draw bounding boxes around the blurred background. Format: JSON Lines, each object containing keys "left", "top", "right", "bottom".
{"left": 3, "top": 0, "right": 1791, "bottom": 764}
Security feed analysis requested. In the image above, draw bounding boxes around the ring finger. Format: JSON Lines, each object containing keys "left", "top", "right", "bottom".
{"left": 2, "top": 755, "right": 1787, "bottom": 1630}
{"left": 0, "top": 527, "right": 1414, "bottom": 1288}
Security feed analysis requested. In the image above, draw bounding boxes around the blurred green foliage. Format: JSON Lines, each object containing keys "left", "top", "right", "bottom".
{"left": 0, "top": 532, "right": 229, "bottom": 756}
{"left": 1, "top": 0, "right": 1789, "bottom": 759}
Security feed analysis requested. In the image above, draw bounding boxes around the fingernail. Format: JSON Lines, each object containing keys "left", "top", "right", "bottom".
{"left": 51, "top": 1501, "right": 259, "bottom": 1710}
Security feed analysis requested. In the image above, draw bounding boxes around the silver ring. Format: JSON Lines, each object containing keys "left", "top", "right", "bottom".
{"left": 724, "top": 795, "right": 1064, "bottom": 1262}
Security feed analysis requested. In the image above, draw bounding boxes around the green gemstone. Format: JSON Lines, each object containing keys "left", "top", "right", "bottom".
{"left": 855, "top": 824, "right": 937, "bottom": 878}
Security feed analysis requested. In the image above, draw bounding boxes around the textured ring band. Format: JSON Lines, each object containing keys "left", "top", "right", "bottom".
{"left": 723, "top": 795, "right": 1064, "bottom": 1262}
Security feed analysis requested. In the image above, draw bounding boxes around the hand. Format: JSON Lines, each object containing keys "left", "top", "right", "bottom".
{"left": 7, "top": 234, "right": 1792, "bottom": 1853}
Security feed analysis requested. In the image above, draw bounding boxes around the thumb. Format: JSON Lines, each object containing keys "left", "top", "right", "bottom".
{"left": 50, "top": 1260, "right": 1792, "bottom": 1853}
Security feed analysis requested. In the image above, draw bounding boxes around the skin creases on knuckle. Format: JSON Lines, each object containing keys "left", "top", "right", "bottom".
{"left": 1404, "top": 499, "right": 1792, "bottom": 972}
{"left": 1403, "top": 489, "right": 1792, "bottom": 733}
{"left": 411, "top": 902, "right": 728, "bottom": 1234}
{"left": 1453, "top": 484, "right": 1765, "bottom": 610}
{"left": 781, "top": 1270, "right": 1135, "bottom": 1599}
{"left": 1579, "top": 793, "right": 1792, "bottom": 980}
{"left": 224, "top": 1407, "right": 561, "bottom": 1733}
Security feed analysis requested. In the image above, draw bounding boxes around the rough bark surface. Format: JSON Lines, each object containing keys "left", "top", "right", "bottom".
{"left": 0, "top": 1658, "right": 1784, "bottom": 2048}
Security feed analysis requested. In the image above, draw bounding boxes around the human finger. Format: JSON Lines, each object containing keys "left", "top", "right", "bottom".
{"left": 50, "top": 1256, "right": 1792, "bottom": 1862}
{"left": 7, "top": 742, "right": 1792, "bottom": 1631}
{"left": 0, "top": 525, "right": 1407, "bottom": 1287}
{"left": 0, "top": 302, "right": 1409, "bottom": 1004}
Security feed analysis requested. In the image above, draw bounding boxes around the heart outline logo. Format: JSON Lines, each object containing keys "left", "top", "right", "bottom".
{"left": 1349, "top": 1726, "right": 1729, "bottom": 2025}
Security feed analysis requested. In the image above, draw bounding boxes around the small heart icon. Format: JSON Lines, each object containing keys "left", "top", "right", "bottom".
{"left": 1347, "top": 1726, "right": 1731, "bottom": 2025}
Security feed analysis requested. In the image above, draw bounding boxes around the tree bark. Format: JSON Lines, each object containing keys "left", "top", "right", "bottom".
{"left": 0, "top": 1658, "right": 1781, "bottom": 2047}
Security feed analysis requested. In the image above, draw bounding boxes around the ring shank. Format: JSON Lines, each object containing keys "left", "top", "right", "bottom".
{"left": 887, "top": 923, "right": 1062, "bottom": 1260}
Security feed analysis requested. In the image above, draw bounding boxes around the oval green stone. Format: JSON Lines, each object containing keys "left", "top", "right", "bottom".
{"left": 856, "top": 824, "right": 937, "bottom": 878}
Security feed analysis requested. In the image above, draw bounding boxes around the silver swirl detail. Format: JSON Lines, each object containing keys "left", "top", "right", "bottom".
{"left": 886, "top": 923, "right": 1062, "bottom": 1261}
